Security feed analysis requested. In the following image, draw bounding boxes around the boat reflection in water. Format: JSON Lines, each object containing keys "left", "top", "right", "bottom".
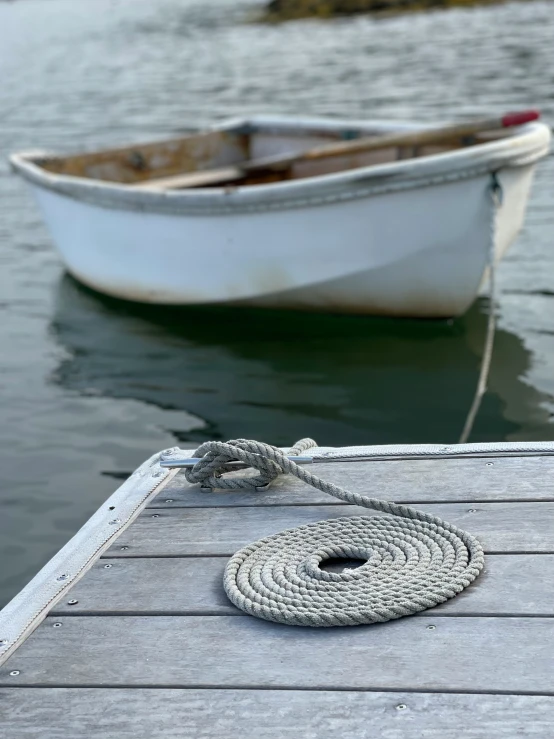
{"left": 51, "top": 274, "right": 551, "bottom": 449}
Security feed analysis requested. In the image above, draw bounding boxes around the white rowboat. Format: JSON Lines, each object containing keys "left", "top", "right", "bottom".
{"left": 10, "top": 115, "right": 551, "bottom": 317}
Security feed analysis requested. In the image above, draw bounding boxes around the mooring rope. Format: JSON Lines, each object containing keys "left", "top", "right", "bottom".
{"left": 458, "top": 173, "right": 502, "bottom": 444}
{"left": 185, "top": 439, "right": 485, "bottom": 627}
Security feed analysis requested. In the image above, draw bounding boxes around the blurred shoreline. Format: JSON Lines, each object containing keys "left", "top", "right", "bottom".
{"left": 263, "top": 0, "right": 528, "bottom": 21}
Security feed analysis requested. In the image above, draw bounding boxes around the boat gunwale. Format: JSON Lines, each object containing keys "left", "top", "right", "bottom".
{"left": 9, "top": 116, "right": 551, "bottom": 216}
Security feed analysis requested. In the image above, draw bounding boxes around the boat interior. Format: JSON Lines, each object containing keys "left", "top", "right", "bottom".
{"left": 35, "top": 122, "right": 510, "bottom": 191}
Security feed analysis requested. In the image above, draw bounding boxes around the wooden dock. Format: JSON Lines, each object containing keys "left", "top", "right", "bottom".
{"left": 1, "top": 442, "right": 554, "bottom": 737}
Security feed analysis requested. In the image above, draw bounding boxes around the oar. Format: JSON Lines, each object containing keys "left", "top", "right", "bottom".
{"left": 246, "top": 109, "right": 540, "bottom": 172}
{"left": 133, "top": 110, "right": 540, "bottom": 191}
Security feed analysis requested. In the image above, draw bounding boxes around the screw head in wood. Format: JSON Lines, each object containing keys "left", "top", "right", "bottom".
{"left": 165, "top": 499, "right": 173, "bottom": 503}
{"left": 426, "top": 624, "right": 436, "bottom": 630}
{"left": 10, "top": 670, "right": 20, "bottom": 676}
{"left": 151, "top": 514, "right": 159, "bottom": 518}
{"left": 68, "top": 599, "right": 78, "bottom": 605}
{"left": 53, "top": 623, "right": 62, "bottom": 628}
{"left": 104, "top": 564, "right": 112, "bottom": 569}
{"left": 120, "top": 546, "right": 129, "bottom": 551}
{"left": 109, "top": 519, "right": 121, "bottom": 525}
{"left": 467, "top": 509, "right": 477, "bottom": 513}
{"left": 396, "top": 704, "right": 407, "bottom": 710}
{"left": 56, "top": 574, "right": 69, "bottom": 581}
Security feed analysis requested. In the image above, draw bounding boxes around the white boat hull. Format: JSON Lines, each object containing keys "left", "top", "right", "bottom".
{"left": 12, "top": 116, "right": 551, "bottom": 317}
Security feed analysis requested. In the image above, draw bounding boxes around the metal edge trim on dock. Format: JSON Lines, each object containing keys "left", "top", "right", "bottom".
{"left": 0, "top": 449, "right": 180, "bottom": 667}
{"left": 163, "top": 441, "right": 554, "bottom": 466}
{"left": 311, "top": 441, "right": 554, "bottom": 461}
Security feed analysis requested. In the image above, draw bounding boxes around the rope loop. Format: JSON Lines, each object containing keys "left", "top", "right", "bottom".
{"left": 186, "top": 439, "right": 485, "bottom": 627}
{"left": 184, "top": 438, "right": 317, "bottom": 490}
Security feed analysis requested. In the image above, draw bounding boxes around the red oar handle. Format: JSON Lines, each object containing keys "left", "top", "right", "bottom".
{"left": 501, "top": 110, "right": 540, "bottom": 127}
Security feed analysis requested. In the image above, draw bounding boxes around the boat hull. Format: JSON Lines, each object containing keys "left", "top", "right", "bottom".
{"left": 13, "top": 116, "right": 551, "bottom": 317}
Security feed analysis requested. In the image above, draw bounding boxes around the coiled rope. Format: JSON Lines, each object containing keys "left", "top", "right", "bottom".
{"left": 185, "top": 438, "right": 485, "bottom": 627}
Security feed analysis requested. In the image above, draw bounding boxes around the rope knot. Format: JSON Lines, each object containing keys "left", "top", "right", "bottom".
{"left": 184, "top": 438, "right": 316, "bottom": 491}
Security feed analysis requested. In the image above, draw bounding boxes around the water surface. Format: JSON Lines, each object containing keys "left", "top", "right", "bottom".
{"left": 1, "top": 0, "right": 553, "bottom": 606}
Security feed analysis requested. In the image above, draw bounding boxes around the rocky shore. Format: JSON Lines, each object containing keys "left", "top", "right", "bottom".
{"left": 265, "top": 0, "right": 508, "bottom": 21}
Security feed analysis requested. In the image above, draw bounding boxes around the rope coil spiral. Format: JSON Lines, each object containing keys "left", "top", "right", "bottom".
{"left": 185, "top": 439, "right": 485, "bottom": 628}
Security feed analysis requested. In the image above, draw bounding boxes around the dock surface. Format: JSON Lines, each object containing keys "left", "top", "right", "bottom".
{"left": 1, "top": 445, "right": 554, "bottom": 737}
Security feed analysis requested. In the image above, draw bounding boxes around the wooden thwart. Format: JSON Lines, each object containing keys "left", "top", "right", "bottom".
{"left": 130, "top": 166, "right": 243, "bottom": 191}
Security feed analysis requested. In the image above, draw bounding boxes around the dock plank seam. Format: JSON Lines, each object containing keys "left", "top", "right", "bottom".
{"left": 2, "top": 684, "right": 554, "bottom": 696}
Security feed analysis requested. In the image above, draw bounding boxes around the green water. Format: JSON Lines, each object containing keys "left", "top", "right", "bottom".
{"left": 54, "top": 278, "right": 530, "bottom": 448}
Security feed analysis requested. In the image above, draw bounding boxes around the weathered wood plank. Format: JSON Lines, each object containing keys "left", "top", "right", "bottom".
{"left": 152, "top": 456, "right": 554, "bottom": 507}
{"left": 53, "top": 557, "right": 236, "bottom": 615}
{"left": 108, "top": 503, "right": 554, "bottom": 556}
{"left": 1, "top": 615, "right": 553, "bottom": 691}
{"left": 51, "top": 554, "right": 554, "bottom": 617}
{"left": 1, "top": 688, "right": 552, "bottom": 738}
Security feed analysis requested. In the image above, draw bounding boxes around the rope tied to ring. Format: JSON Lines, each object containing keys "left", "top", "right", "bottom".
{"left": 186, "top": 439, "right": 485, "bottom": 628}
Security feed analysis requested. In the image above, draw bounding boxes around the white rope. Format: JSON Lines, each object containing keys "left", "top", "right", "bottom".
{"left": 459, "top": 174, "right": 502, "bottom": 444}
{"left": 186, "top": 439, "right": 485, "bottom": 628}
